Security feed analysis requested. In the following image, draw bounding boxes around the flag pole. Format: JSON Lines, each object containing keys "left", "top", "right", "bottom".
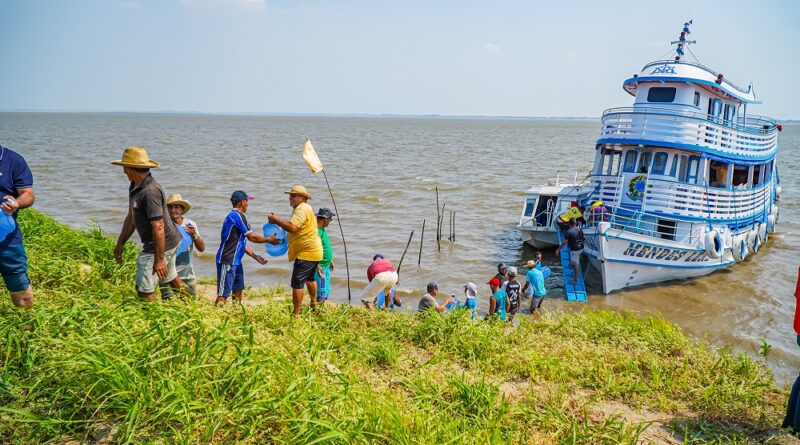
{"left": 321, "top": 169, "right": 352, "bottom": 302}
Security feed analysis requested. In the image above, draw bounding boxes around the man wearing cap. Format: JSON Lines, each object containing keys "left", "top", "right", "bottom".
{"left": 361, "top": 253, "right": 398, "bottom": 310}
{"left": 160, "top": 194, "right": 205, "bottom": 299}
{"left": 216, "top": 191, "right": 278, "bottom": 305}
{"left": 486, "top": 277, "right": 508, "bottom": 321}
{"left": 268, "top": 185, "right": 323, "bottom": 315}
{"left": 494, "top": 263, "right": 508, "bottom": 288}
{"left": 113, "top": 146, "right": 185, "bottom": 301}
{"left": 523, "top": 259, "right": 547, "bottom": 314}
{"left": 417, "top": 281, "right": 454, "bottom": 313}
{"left": 314, "top": 208, "right": 336, "bottom": 305}
{"left": 504, "top": 267, "right": 522, "bottom": 321}
{"left": 0, "top": 144, "right": 35, "bottom": 309}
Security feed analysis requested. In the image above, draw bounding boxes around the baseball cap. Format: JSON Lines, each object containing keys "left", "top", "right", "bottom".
{"left": 230, "top": 191, "right": 254, "bottom": 203}
{"left": 463, "top": 282, "right": 478, "bottom": 298}
{"left": 508, "top": 266, "right": 518, "bottom": 276}
{"left": 373, "top": 253, "right": 384, "bottom": 260}
{"left": 486, "top": 277, "right": 500, "bottom": 286}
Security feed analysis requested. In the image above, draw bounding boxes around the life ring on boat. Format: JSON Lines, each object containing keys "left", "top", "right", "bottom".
{"left": 627, "top": 175, "right": 647, "bottom": 201}
{"left": 747, "top": 230, "right": 761, "bottom": 254}
{"left": 704, "top": 230, "right": 723, "bottom": 260}
{"left": 731, "top": 235, "right": 748, "bottom": 262}
{"left": 767, "top": 214, "right": 777, "bottom": 234}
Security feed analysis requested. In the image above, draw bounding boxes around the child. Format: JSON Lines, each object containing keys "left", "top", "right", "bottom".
{"left": 314, "top": 208, "right": 336, "bottom": 305}
{"left": 463, "top": 282, "right": 479, "bottom": 320}
{"left": 486, "top": 277, "right": 508, "bottom": 321}
{"left": 504, "top": 267, "right": 522, "bottom": 321}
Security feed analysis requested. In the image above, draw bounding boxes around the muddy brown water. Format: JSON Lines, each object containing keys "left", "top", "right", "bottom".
{"left": 1, "top": 112, "right": 798, "bottom": 382}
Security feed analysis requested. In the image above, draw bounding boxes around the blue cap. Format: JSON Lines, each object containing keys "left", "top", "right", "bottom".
{"left": 373, "top": 253, "right": 384, "bottom": 260}
{"left": 230, "top": 190, "right": 253, "bottom": 204}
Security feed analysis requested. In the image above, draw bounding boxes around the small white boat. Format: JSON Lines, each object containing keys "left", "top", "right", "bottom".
{"left": 517, "top": 21, "right": 782, "bottom": 294}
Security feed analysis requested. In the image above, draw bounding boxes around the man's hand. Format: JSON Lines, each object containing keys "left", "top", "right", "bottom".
{"left": 267, "top": 234, "right": 279, "bottom": 245}
{"left": 444, "top": 296, "right": 455, "bottom": 305}
{"left": 114, "top": 243, "right": 125, "bottom": 265}
{"left": 185, "top": 225, "right": 197, "bottom": 238}
{"left": 1, "top": 196, "right": 18, "bottom": 215}
{"left": 330, "top": 260, "right": 335, "bottom": 271}
{"left": 253, "top": 254, "right": 267, "bottom": 265}
{"left": 153, "top": 257, "right": 168, "bottom": 280}
{"left": 267, "top": 212, "right": 278, "bottom": 223}
{"left": 555, "top": 247, "right": 561, "bottom": 256}
{"left": 318, "top": 266, "right": 324, "bottom": 276}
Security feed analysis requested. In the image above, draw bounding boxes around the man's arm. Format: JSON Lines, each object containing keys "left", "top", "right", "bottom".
{"left": 151, "top": 218, "right": 167, "bottom": 280}
{"left": 555, "top": 238, "right": 568, "bottom": 254}
{"left": 185, "top": 224, "right": 205, "bottom": 252}
{"left": 1, "top": 188, "right": 35, "bottom": 215}
{"left": 246, "top": 232, "right": 278, "bottom": 244}
{"left": 244, "top": 246, "right": 267, "bottom": 265}
{"left": 114, "top": 209, "right": 136, "bottom": 264}
{"left": 267, "top": 213, "right": 300, "bottom": 233}
{"left": 522, "top": 281, "right": 530, "bottom": 294}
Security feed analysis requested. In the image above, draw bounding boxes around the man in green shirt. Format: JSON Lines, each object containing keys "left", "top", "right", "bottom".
{"left": 314, "top": 208, "right": 335, "bottom": 304}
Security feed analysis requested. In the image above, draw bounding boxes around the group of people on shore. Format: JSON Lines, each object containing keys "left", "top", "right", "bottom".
{"left": 1, "top": 144, "right": 551, "bottom": 320}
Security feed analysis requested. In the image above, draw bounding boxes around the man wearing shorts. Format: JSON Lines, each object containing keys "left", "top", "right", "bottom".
{"left": 0, "top": 145, "right": 35, "bottom": 309}
{"left": 523, "top": 259, "right": 547, "bottom": 314}
{"left": 113, "top": 146, "right": 184, "bottom": 301}
{"left": 216, "top": 191, "right": 277, "bottom": 305}
{"left": 361, "top": 253, "right": 398, "bottom": 310}
{"left": 268, "top": 185, "right": 323, "bottom": 316}
{"left": 555, "top": 217, "right": 584, "bottom": 285}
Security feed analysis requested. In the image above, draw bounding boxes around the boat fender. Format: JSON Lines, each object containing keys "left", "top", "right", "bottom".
{"left": 758, "top": 222, "right": 768, "bottom": 243}
{"left": 767, "top": 215, "right": 776, "bottom": 234}
{"left": 597, "top": 221, "right": 611, "bottom": 236}
{"left": 731, "top": 235, "right": 748, "bottom": 262}
{"left": 776, "top": 186, "right": 782, "bottom": 200}
{"left": 748, "top": 230, "right": 761, "bottom": 254}
{"left": 704, "top": 230, "right": 722, "bottom": 260}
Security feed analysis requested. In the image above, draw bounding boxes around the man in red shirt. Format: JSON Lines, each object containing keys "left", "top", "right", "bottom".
{"left": 361, "top": 253, "right": 398, "bottom": 310}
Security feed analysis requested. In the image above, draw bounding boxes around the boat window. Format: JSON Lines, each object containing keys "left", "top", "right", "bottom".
{"left": 534, "top": 195, "right": 557, "bottom": 227}
{"left": 686, "top": 156, "right": 700, "bottom": 183}
{"left": 598, "top": 148, "right": 621, "bottom": 175}
{"left": 652, "top": 152, "right": 668, "bottom": 175}
{"left": 523, "top": 200, "right": 535, "bottom": 217}
{"left": 647, "top": 87, "right": 676, "bottom": 103}
{"left": 708, "top": 98, "right": 722, "bottom": 121}
{"left": 669, "top": 155, "right": 679, "bottom": 177}
{"left": 638, "top": 152, "right": 652, "bottom": 174}
{"left": 724, "top": 104, "right": 736, "bottom": 124}
{"left": 678, "top": 155, "right": 689, "bottom": 181}
{"left": 709, "top": 160, "right": 729, "bottom": 188}
{"left": 657, "top": 219, "right": 677, "bottom": 241}
{"left": 623, "top": 151, "right": 638, "bottom": 173}
{"left": 693, "top": 91, "right": 700, "bottom": 107}
{"left": 732, "top": 165, "right": 749, "bottom": 187}
{"left": 753, "top": 164, "right": 763, "bottom": 185}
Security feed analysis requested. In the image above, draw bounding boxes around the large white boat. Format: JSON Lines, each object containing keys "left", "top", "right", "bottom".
{"left": 516, "top": 22, "right": 782, "bottom": 294}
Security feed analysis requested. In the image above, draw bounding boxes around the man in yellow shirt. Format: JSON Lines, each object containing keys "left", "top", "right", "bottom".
{"left": 268, "top": 185, "right": 323, "bottom": 316}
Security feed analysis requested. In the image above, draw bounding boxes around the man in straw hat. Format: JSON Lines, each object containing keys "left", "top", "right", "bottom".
{"left": 112, "top": 146, "right": 184, "bottom": 301}
{"left": 268, "top": 185, "right": 323, "bottom": 316}
{"left": 0, "top": 144, "right": 36, "bottom": 309}
{"left": 160, "top": 193, "right": 205, "bottom": 299}
{"left": 215, "top": 190, "right": 278, "bottom": 305}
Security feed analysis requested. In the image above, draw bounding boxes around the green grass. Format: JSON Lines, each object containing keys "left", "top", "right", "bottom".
{"left": 0, "top": 210, "right": 789, "bottom": 444}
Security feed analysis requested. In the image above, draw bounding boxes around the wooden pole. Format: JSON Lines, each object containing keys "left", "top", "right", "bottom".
{"left": 452, "top": 211, "right": 455, "bottom": 242}
{"left": 418, "top": 219, "right": 425, "bottom": 266}
{"left": 321, "top": 170, "right": 351, "bottom": 302}
{"left": 435, "top": 187, "right": 441, "bottom": 252}
{"left": 396, "top": 230, "right": 414, "bottom": 275}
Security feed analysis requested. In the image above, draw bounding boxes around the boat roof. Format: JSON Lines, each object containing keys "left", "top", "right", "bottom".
{"left": 623, "top": 60, "right": 758, "bottom": 104}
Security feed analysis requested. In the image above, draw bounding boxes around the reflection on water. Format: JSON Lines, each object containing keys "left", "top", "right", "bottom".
{"left": 0, "top": 112, "right": 798, "bottom": 383}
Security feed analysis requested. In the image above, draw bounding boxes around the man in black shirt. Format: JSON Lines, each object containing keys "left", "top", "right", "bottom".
{"left": 504, "top": 267, "right": 522, "bottom": 321}
{"left": 555, "top": 218, "right": 584, "bottom": 285}
{"left": 112, "top": 147, "right": 184, "bottom": 301}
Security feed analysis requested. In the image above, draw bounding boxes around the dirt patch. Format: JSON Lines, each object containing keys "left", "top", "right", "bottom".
{"left": 593, "top": 400, "right": 679, "bottom": 445}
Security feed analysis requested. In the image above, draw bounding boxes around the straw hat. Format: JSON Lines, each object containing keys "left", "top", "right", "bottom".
{"left": 111, "top": 146, "right": 159, "bottom": 168}
{"left": 284, "top": 185, "right": 312, "bottom": 200}
{"left": 166, "top": 193, "right": 191, "bottom": 214}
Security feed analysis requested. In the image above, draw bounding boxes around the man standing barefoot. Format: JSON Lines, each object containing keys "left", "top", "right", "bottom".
{"left": 112, "top": 146, "right": 183, "bottom": 301}
{"left": 0, "top": 145, "right": 35, "bottom": 309}
{"left": 268, "top": 185, "right": 322, "bottom": 316}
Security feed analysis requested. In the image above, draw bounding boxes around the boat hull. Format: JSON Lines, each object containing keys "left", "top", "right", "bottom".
{"left": 518, "top": 227, "right": 559, "bottom": 248}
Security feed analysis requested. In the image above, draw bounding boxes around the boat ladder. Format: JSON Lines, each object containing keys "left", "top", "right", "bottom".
{"left": 557, "top": 229, "right": 588, "bottom": 302}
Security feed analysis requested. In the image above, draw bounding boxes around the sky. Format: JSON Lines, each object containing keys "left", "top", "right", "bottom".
{"left": 1, "top": 0, "right": 798, "bottom": 119}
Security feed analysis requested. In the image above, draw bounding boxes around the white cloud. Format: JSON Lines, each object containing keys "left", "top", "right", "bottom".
{"left": 482, "top": 43, "right": 500, "bottom": 52}
{"left": 181, "top": 0, "right": 266, "bottom": 12}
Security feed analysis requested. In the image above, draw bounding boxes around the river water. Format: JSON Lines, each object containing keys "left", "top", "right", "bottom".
{"left": 1, "top": 112, "right": 798, "bottom": 382}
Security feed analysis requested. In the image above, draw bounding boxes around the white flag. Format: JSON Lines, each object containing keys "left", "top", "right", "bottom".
{"left": 302, "top": 138, "right": 324, "bottom": 174}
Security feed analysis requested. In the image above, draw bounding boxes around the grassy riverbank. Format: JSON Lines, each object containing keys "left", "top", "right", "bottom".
{"left": 0, "top": 210, "right": 793, "bottom": 444}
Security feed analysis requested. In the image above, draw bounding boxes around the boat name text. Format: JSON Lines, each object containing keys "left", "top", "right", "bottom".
{"left": 622, "top": 242, "right": 709, "bottom": 262}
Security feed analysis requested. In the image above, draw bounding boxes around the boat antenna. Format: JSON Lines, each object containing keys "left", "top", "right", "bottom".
{"left": 670, "top": 20, "right": 696, "bottom": 62}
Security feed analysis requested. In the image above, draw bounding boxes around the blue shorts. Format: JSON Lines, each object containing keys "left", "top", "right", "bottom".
{"left": 216, "top": 263, "right": 244, "bottom": 298}
{"left": 0, "top": 243, "right": 30, "bottom": 293}
{"left": 315, "top": 265, "right": 331, "bottom": 301}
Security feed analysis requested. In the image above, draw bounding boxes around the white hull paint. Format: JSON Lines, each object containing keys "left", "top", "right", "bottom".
{"left": 518, "top": 227, "right": 559, "bottom": 248}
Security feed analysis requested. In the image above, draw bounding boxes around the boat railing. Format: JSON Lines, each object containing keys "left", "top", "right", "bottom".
{"left": 519, "top": 199, "right": 556, "bottom": 229}
{"left": 600, "top": 107, "right": 778, "bottom": 157}
{"left": 587, "top": 208, "right": 702, "bottom": 245}
{"left": 643, "top": 177, "right": 771, "bottom": 223}
{"left": 641, "top": 60, "right": 752, "bottom": 94}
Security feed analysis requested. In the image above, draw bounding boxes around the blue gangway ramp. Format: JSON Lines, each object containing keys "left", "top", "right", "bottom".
{"left": 557, "top": 230, "right": 588, "bottom": 302}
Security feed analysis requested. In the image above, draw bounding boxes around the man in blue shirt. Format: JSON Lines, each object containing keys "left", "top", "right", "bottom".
{"left": 0, "top": 145, "right": 35, "bottom": 309}
{"left": 523, "top": 262, "right": 547, "bottom": 314}
{"left": 215, "top": 191, "right": 278, "bottom": 305}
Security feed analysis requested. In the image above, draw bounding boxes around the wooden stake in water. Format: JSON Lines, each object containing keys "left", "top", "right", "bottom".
{"left": 418, "top": 219, "right": 425, "bottom": 266}
{"left": 452, "top": 211, "right": 456, "bottom": 242}
{"left": 396, "top": 230, "right": 415, "bottom": 276}
{"left": 435, "top": 187, "right": 441, "bottom": 252}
